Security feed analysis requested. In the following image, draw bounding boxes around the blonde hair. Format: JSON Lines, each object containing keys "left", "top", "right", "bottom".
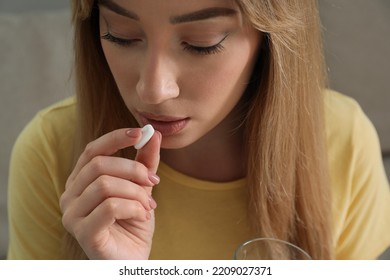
{"left": 65, "top": 0, "right": 333, "bottom": 259}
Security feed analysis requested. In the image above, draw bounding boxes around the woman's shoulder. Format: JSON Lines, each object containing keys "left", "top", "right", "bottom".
{"left": 30, "top": 96, "right": 76, "bottom": 138}
{"left": 324, "top": 89, "right": 364, "bottom": 124}
{"left": 12, "top": 96, "right": 77, "bottom": 174}
{"left": 324, "top": 89, "right": 382, "bottom": 172}
{"left": 324, "top": 89, "right": 376, "bottom": 145}
{"left": 7, "top": 97, "right": 77, "bottom": 259}
{"left": 324, "top": 90, "right": 390, "bottom": 259}
{"left": 36, "top": 96, "right": 76, "bottom": 124}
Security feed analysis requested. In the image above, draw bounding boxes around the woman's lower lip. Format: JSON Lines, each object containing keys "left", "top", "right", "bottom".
{"left": 142, "top": 118, "right": 189, "bottom": 136}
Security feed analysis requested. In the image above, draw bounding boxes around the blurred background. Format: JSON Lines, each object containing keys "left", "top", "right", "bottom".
{"left": 0, "top": 0, "right": 389, "bottom": 259}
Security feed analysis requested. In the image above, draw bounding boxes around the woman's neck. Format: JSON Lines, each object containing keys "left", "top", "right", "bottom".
{"left": 160, "top": 118, "right": 246, "bottom": 182}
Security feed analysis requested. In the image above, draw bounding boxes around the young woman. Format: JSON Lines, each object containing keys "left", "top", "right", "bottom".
{"left": 7, "top": 0, "right": 390, "bottom": 260}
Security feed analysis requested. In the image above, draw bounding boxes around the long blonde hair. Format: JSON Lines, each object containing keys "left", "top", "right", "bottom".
{"left": 65, "top": 0, "right": 333, "bottom": 259}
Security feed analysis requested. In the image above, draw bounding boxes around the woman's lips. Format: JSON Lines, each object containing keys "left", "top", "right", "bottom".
{"left": 139, "top": 112, "right": 189, "bottom": 136}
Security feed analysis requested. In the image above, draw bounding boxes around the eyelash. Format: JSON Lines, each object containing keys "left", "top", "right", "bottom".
{"left": 182, "top": 41, "right": 225, "bottom": 56}
{"left": 101, "top": 32, "right": 228, "bottom": 56}
{"left": 101, "top": 33, "right": 136, "bottom": 46}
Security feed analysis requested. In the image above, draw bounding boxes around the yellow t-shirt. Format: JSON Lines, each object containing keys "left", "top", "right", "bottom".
{"left": 7, "top": 90, "right": 390, "bottom": 259}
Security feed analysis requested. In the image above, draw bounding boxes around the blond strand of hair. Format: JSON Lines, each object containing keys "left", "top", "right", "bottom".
{"left": 240, "top": 0, "right": 333, "bottom": 259}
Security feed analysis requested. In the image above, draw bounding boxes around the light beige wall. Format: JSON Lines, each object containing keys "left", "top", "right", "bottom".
{"left": 0, "top": 0, "right": 68, "bottom": 13}
{"left": 319, "top": 0, "right": 390, "bottom": 152}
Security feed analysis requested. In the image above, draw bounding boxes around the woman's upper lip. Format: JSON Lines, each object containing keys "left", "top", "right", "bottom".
{"left": 139, "top": 111, "right": 188, "bottom": 122}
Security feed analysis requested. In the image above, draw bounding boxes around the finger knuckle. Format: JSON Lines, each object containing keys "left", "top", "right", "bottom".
{"left": 101, "top": 198, "right": 118, "bottom": 216}
{"left": 90, "top": 156, "right": 105, "bottom": 174}
{"left": 61, "top": 210, "right": 74, "bottom": 233}
{"left": 95, "top": 175, "right": 112, "bottom": 197}
{"left": 59, "top": 193, "right": 68, "bottom": 214}
{"left": 129, "top": 161, "right": 147, "bottom": 177}
{"left": 83, "top": 142, "right": 95, "bottom": 158}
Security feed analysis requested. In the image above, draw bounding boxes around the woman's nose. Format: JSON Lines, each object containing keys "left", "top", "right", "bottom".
{"left": 136, "top": 52, "right": 180, "bottom": 104}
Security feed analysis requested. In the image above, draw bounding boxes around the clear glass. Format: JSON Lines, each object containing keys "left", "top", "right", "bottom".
{"left": 234, "top": 237, "right": 312, "bottom": 260}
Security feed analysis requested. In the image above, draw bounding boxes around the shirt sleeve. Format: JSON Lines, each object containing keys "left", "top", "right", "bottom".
{"left": 7, "top": 111, "right": 68, "bottom": 259}
{"left": 334, "top": 103, "right": 390, "bottom": 259}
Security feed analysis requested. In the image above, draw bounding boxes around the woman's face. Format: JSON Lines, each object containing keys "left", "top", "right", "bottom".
{"left": 99, "top": 0, "right": 262, "bottom": 149}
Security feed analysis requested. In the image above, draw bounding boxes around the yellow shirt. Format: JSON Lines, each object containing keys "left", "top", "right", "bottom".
{"left": 7, "top": 90, "right": 390, "bottom": 259}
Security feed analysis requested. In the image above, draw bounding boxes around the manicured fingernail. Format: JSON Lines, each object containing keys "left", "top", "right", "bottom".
{"left": 126, "top": 129, "right": 139, "bottom": 138}
{"left": 148, "top": 173, "right": 160, "bottom": 185}
{"left": 149, "top": 196, "right": 157, "bottom": 210}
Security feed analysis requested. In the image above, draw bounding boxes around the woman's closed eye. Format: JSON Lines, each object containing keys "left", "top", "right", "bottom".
{"left": 101, "top": 32, "right": 229, "bottom": 56}
{"left": 182, "top": 34, "right": 229, "bottom": 56}
{"left": 101, "top": 32, "right": 140, "bottom": 47}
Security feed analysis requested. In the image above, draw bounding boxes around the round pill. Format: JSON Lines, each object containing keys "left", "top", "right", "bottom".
{"left": 134, "top": 124, "right": 155, "bottom": 150}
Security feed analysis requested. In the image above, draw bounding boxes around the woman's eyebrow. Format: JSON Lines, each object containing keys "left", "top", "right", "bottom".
{"left": 98, "top": 0, "right": 237, "bottom": 24}
{"left": 170, "top": 7, "right": 238, "bottom": 24}
{"left": 98, "top": 0, "right": 139, "bottom": 20}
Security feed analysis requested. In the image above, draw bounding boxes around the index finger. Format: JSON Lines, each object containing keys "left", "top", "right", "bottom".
{"left": 69, "top": 128, "right": 142, "bottom": 182}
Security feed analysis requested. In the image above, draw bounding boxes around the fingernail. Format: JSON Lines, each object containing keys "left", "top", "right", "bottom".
{"left": 148, "top": 173, "right": 160, "bottom": 185}
{"left": 149, "top": 196, "right": 157, "bottom": 210}
{"left": 126, "top": 129, "right": 139, "bottom": 138}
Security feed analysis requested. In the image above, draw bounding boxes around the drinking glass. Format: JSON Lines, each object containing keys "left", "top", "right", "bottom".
{"left": 234, "top": 237, "right": 312, "bottom": 260}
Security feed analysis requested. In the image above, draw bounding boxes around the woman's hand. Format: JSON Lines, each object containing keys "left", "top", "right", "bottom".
{"left": 60, "top": 128, "right": 161, "bottom": 259}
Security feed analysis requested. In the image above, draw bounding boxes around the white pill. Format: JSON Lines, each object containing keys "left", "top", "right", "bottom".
{"left": 134, "top": 124, "right": 155, "bottom": 150}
